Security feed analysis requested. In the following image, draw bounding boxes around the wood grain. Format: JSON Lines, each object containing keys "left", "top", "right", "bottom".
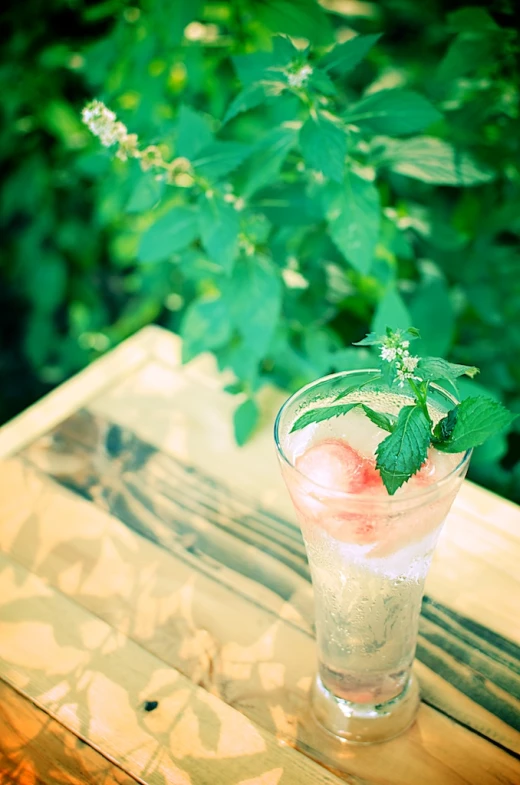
{"left": 0, "top": 679, "right": 138, "bottom": 785}
{"left": 0, "top": 549, "right": 347, "bottom": 785}
{"left": 0, "top": 457, "right": 519, "bottom": 784}
{"left": 18, "top": 410, "right": 520, "bottom": 735}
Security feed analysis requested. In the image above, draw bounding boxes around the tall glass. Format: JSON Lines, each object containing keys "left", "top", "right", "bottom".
{"left": 274, "top": 370, "right": 470, "bottom": 743}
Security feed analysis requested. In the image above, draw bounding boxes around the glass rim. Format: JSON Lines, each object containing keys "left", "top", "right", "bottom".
{"left": 274, "top": 369, "right": 471, "bottom": 504}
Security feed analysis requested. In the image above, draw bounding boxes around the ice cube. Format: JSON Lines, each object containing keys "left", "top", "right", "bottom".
{"left": 295, "top": 438, "right": 364, "bottom": 492}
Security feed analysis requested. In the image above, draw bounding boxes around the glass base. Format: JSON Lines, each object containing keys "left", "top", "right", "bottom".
{"left": 311, "top": 672, "right": 420, "bottom": 744}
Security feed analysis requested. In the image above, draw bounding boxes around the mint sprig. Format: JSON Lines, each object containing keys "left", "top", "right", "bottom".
{"left": 290, "top": 326, "right": 517, "bottom": 495}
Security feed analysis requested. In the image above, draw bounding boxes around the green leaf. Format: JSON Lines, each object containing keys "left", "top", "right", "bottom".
{"left": 334, "top": 373, "right": 382, "bottom": 401}
{"left": 125, "top": 173, "right": 165, "bottom": 214}
{"left": 232, "top": 52, "right": 280, "bottom": 85}
{"left": 223, "top": 82, "right": 285, "bottom": 123}
{"left": 256, "top": 0, "right": 333, "bottom": 44}
{"left": 380, "top": 137, "right": 495, "bottom": 186}
{"left": 138, "top": 207, "right": 198, "bottom": 264}
{"left": 352, "top": 333, "right": 380, "bottom": 346}
{"left": 234, "top": 398, "right": 259, "bottom": 446}
{"left": 242, "top": 213, "right": 271, "bottom": 244}
{"left": 433, "top": 407, "right": 458, "bottom": 443}
{"left": 309, "top": 68, "right": 337, "bottom": 96}
{"left": 346, "top": 89, "right": 441, "bottom": 135}
{"left": 435, "top": 398, "right": 517, "bottom": 454}
{"left": 291, "top": 403, "right": 360, "bottom": 433}
{"left": 254, "top": 182, "right": 317, "bottom": 225}
{"left": 160, "top": 0, "right": 202, "bottom": 45}
{"left": 376, "top": 406, "right": 432, "bottom": 494}
{"left": 175, "top": 105, "right": 214, "bottom": 159}
{"left": 409, "top": 265, "right": 454, "bottom": 356}
{"left": 300, "top": 112, "right": 347, "bottom": 183}
{"left": 417, "top": 357, "right": 479, "bottom": 383}
{"left": 238, "top": 126, "right": 298, "bottom": 198}
{"left": 192, "top": 141, "right": 253, "bottom": 180}
{"left": 372, "top": 288, "right": 412, "bottom": 336}
{"left": 223, "top": 255, "right": 282, "bottom": 359}
{"left": 199, "top": 194, "right": 240, "bottom": 272}
{"left": 326, "top": 172, "right": 380, "bottom": 273}
{"left": 361, "top": 405, "right": 397, "bottom": 433}
{"left": 180, "top": 296, "right": 232, "bottom": 362}
{"left": 320, "top": 34, "right": 381, "bottom": 75}
{"left": 448, "top": 7, "right": 499, "bottom": 32}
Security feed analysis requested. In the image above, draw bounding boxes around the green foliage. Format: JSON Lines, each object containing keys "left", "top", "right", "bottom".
{"left": 1, "top": 0, "right": 519, "bottom": 502}
{"left": 376, "top": 406, "right": 432, "bottom": 495}
{"left": 233, "top": 397, "right": 259, "bottom": 446}
{"left": 435, "top": 398, "right": 517, "bottom": 454}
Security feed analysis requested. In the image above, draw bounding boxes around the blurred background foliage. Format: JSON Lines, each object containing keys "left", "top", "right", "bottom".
{"left": 1, "top": 0, "right": 519, "bottom": 501}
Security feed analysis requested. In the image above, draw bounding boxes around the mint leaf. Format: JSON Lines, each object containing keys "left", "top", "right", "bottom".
{"left": 435, "top": 397, "right": 517, "bottom": 453}
{"left": 361, "top": 405, "right": 397, "bottom": 433}
{"left": 372, "top": 288, "right": 412, "bottom": 336}
{"left": 326, "top": 172, "right": 380, "bottom": 274}
{"left": 198, "top": 193, "right": 239, "bottom": 271}
{"left": 309, "top": 67, "right": 337, "bottom": 96}
{"left": 223, "top": 82, "right": 285, "bottom": 124}
{"left": 223, "top": 255, "right": 282, "bottom": 360}
{"left": 345, "top": 89, "right": 441, "bottom": 135}
{"left": 256, "top": 2, "right": 333, "bottom": 45}
{"left": 175, "top": 105, "right": 213, "bottom": 159}
{"left": 138, "top": 207, "right": 198, "bottom": 264}
{"left": 333, "top": 373, "right": 382, "bottom": 400}
{"left": 181, "top": 295, "right": 232, "bottom": 362}
{"left": 376, "top": 406, "right": 431, "bottom": 494}
{"left": 192, "top": 141, "right": 253, "bottom": 180}
{"left": 232, "top": 52, "right": 280, "bottom": 85}
{"left": 300, "top": 112, "right": 347, "bottom": 183}
{"left": 291, "top": 403, "right": 360, "bottom": 433}
{"left": 353, "top": 332, "right": 380, "bottom": 346}
{"left": 238, "top": 125, "right": 298, "bottom": 198}
{"left": 433, "top": 407, "right": 458, "bottom": 443}
{"left": 320, "top": 34, "right": 381, "bottom": 75}
{"left": 125, "top": 173, "right": 165, "bottom": 213}
{"left": 234, "top": 398, "right": 259, "bottom": 446}
{"left": 379, "top": 137, "right": 495, "bottom": 186}
{"left": 417, "top": 356, "right": 479, "bottom": 383}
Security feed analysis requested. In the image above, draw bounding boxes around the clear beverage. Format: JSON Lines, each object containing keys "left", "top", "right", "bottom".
{"left": 275, "top": 371, "right": 470, "bottom": 742}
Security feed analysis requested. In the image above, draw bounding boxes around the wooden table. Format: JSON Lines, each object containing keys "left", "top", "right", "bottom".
{"left": 0, "top": 325, "right": 519, "bottom": 785}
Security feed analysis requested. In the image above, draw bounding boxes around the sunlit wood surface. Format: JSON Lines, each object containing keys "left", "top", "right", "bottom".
{"left": 0, "top": 326, "right": 519, "bottom": 785}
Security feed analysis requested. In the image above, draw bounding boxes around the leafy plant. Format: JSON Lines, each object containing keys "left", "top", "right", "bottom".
{"left": 1, "top": 0, "right": 519, "bottom": 502}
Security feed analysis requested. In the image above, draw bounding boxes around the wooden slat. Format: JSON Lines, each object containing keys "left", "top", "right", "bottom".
{"left": 17, "top": 411, "right": 520, "bottom": 735}
{"left": 1, "top": 458, "right": 519, "bottom": 785}
{"left": 0, "top": 550, "right": 345, "bottom": 785}
{"left": 0, "top": 679, "right": 138, "bottom": 785}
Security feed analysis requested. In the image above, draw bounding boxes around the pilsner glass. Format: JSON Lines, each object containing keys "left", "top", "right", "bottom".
{"left": 274, "top": 370, "right": 470, "bottom": 743}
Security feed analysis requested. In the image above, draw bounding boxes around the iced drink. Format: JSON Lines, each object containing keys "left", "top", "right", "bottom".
{"left": 275, "top": 371, "right": 470, "bottom": 742}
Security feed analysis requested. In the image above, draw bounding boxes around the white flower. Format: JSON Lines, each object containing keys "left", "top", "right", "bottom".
{"left": 402, "top": 355, "right": 419, "bottom": 373}
{"left": 82, "top": 100, "right": 129, "bottom": 148}
{"left": 381, "top": 346, "right": 397, "bottom": 362}
{"left": 287, "top": 64, "right": 313, "bottom": 88}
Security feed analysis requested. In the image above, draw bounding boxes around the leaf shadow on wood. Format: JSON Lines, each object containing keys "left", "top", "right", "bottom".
{"left": 1, "top": 408, "right": 519, "bottom": 784}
